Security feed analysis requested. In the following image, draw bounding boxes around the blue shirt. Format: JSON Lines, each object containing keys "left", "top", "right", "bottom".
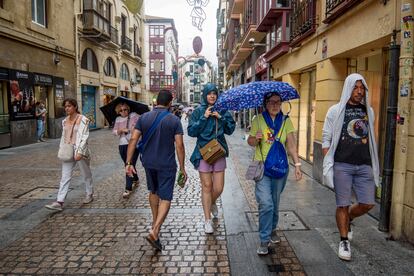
{"left": 135, "top": 107, "right": 183, "bottom": 170}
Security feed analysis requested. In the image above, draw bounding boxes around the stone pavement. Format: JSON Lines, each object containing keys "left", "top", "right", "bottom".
{"left": 0, "top": 119, "right": 413, "bottom": 275}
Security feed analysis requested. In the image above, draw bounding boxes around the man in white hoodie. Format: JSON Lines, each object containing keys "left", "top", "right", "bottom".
{"left": 322, "top": 73, "right": 380, "bottom": 261}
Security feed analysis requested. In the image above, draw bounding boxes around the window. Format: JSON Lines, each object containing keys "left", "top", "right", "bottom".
{"left": 149, "top": 25, "right": 164, "bottom": 38}
{"left": 0, "top": 0, "right": 4, "bottom": 9}
{"left": 32, "top": 0, "right": 46, "bottom": 27}
{"left": 104, "top": 58, "right": 116, "bottom": 77}
{"left": 120, "top": 63, "right": 130, "bottom": 80}
{"left": 134, "top": 69, "right": 141, "bottom": 83}
{"left": 81, "top": 48, "right": 99, "bottom": 72}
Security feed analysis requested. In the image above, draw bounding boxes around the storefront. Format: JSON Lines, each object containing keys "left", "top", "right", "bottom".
{"left": 81, "top": 85, "right": 97, "bottom": 129}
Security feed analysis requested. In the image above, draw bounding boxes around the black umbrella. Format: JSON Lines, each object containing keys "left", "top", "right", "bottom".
{"left": 100, "top": 96, "right": 150, "bottom": 126}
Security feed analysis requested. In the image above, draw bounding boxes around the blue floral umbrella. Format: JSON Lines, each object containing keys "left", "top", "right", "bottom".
{"left": 214, "top": 81, "right": 299, "bottom": 111}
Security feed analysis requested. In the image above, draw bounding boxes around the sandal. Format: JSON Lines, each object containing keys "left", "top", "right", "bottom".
{"left": 145, "top": 233, "right": 162, "bottom": 251}
{"left": 122, "top": 190, "right": 131, "bottom": 198}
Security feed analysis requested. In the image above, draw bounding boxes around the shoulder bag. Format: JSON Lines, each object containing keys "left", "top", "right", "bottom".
{"left": 245, "top": 116, "right": 264, "bottom": 182}
{"left": 58, "top": 116, "right": 78, "bottom": 162}
{"left": 199, "top": 118, "right": 226, "bottom": 165}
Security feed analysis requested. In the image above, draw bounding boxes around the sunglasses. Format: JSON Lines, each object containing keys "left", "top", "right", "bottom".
{"left": 120, "top": 109, "right": 128, "bottom": 112}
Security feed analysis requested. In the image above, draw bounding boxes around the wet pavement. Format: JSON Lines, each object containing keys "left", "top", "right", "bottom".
{"left": 0, "top": 119, "right": 413, "bottom": 275}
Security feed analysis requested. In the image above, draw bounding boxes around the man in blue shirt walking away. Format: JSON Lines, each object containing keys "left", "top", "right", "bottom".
{"left": 126, "top": 90, "right": 187, "bottom": 251}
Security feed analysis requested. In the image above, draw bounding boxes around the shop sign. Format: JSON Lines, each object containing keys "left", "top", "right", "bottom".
{"left": 255, "top": 54, "right": 268, "bottom": 75}
{"left": 9, "top": 70, "right": 35, "bottom": 120}
{"left": 246, "top": 67, "right": 252, "bottom": 80}
{"left": 34, "top": 73, "right": 53, "bottom": 86}
{"left": 0, "top": 68, "right": 8, "bottom": 81}
{"left": 54, "top": 77, "right": 65, "bottom": 118}
{"left": 103, "top": 86, "right": 116, "bottom": 96}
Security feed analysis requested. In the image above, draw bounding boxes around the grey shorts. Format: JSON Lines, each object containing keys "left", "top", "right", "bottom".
{"left": 333, "top": 162, "right": 375, "bottom": 207}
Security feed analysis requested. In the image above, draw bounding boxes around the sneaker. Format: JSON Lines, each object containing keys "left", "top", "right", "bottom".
{"left": 40, "top": 138, "right": 46, "bottom": 142}
{"left": 37, "top": 139, "right": 41, "bottom": 143}
{"left": 211, "top": 202, "right": 218, "bottom": 218}
{"left": 204, "top": 219, "right": 214, "bottom": 234}
{"left": 270, "top": 230, "right": 281, "bottom": 244}
{"left": 338, "top": 240, "right": 351, "bottom": 261}
{"left": 122, "top": 190, "right": 131, "bottom": 199}
{"left": 45, "top": 201, "right": 63, "bottom": 211}
{"left": 257, "top": 242, "right": 269, "bottom": 255}
{"left": 83, "top": 194, "right": 93, "bottom": 204}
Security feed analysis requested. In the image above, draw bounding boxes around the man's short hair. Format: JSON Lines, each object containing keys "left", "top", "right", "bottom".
{"left": 157, "top": 90, "right": 173, "bottom": 106}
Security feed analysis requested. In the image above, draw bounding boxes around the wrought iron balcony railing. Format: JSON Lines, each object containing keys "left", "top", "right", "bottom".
{"left": 324, "top": 0, "right": 363, "bottom": 23}
{"left": 134, "top": 44, "right": 142, "bottom": 58}
{"left": 290, "top": 0, "right": 316, "bottom": 46}
{"left": 121, "top": 36, "right": 132, "bottom": 51}
{"left": 110, "top": 26, "right": 118, "bottom": 45}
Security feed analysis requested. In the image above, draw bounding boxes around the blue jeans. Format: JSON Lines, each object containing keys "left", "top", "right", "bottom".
{"left": 255, "top": 174, "right": 288, "bottom": 243}
{"left": 37, "top": 120, "right": 44, "bottom": 140}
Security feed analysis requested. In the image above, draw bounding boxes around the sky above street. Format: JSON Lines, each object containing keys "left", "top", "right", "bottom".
{"left": 144, "top": 0, "right": 219, "bottom": 66}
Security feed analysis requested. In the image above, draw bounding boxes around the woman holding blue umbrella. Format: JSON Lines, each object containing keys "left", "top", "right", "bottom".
{"left": 247, "top": 92, "right": 302, "bottom": 255}
{"left": 188, "top": 83, "right": 235, "bottom": 234}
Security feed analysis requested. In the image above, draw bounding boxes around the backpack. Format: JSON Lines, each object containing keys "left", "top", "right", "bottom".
{"left": 263, "top": 114, "right": 289, "bottom": 179}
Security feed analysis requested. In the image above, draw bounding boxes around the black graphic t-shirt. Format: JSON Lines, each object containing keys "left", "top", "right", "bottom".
{"left": 334, "top": 103, "right": 371, "bottom": 165}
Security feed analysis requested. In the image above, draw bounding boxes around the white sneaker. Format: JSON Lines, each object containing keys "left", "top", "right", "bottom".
{"left": 211, "top": 203, "right": 218, "bottom": 218}
{"left": 204, "top": 219, "right": 214, "bottom": 234}
{"left": 338, "top": 240, "right": 351, "bottom": 261}
{"left": 83, "top": 194, "right": 93, "bottom": 204}
{"left": 45, "top": 201, "right": 63, "bottom": 211}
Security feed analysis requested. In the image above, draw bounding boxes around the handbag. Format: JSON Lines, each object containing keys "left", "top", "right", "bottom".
{"left": 57, "top": 116, "right": 77, "bottom": 162}
{"left": 199, "top": 118, "right": 226, "bottom": 165}
{"left": 245, "top": 117, "right": 264, "bottom": 182}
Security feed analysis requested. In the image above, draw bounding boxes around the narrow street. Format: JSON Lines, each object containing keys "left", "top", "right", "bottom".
{"left": 0, "top": 119, "right": 413, "bottom": 275}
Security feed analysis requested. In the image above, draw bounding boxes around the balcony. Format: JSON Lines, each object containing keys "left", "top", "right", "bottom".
{"left": 257, "top": 0, "right": 291, "bottom": 32}
{"left": 323, "top": 0, "right": 363, "bottom": 24}
{"left": 110, "top": 26, "right": 118, "bottom": 45}
{"left": 121, "top": 35, "right": 132, "bottom": 52}
{"left": 290, "top": 0, "right": 316, "bottom": 47}
{"left": 229, "top": 0, "right": 244, "bottom": 19}
{"left": 134, "top": 44, "right": 142, "bottom": 58}
{"left": 82, "top": 10, "right": 110, "bottom": 37}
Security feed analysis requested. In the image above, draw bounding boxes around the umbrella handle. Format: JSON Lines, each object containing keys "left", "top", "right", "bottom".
{"left": 285, "top": 101, "right": 292, "bottom": 115}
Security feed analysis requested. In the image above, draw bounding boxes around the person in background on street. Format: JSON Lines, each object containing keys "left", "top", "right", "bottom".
{"left": 322, "top": 73, "right": 379, "bottom": 261}
{"left": 45, "top": 98, "right": 93, "bottom": 211}
{"left": 187, "top": 83, "right": 235, "bottom": 234}
{"left": 35, "top": 101, "right": 47, "bottom": 142}
{"left": 247, "top": 92, "right": 302, "bottom": 255}
{"left": 113, "top": 103, "right": 140, "bottom": 198}
{"left": 125, "top": 90, "right": 187, "bottom": 251}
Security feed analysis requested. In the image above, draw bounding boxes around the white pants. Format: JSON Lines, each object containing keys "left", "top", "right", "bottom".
{"left": 57, "top": 158, "right": 93, "bottom": 202}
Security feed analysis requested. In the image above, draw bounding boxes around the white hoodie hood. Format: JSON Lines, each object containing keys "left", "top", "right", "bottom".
{"left": 322, "top": 73, "right": 380, "bottom": 188}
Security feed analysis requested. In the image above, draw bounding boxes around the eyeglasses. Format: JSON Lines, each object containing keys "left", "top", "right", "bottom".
{"left": 266, "top": 100, "right": 282, "bottom": 106}
{"left": 120, "top": 109, "right": 128, "bottom": 112}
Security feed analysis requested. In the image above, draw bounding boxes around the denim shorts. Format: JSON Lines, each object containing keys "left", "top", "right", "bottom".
{"left": 333, "top": 162, "right": 375, "bottom": 207}
{"left": 145, "top": 168, "right": 176, "bottom": 201}
{"left": 198, "top": 157, "right": 226, "bottom": 173}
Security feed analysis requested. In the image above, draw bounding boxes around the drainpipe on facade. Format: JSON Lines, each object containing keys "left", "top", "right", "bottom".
{"left": 379, "top": 32, "right": 400, "bottom": 232}
{"left": 74, "top": 0, "right": 83, "bottom": 105}
{"left": 390, "top": 0, "right": 414, "bottom": 239}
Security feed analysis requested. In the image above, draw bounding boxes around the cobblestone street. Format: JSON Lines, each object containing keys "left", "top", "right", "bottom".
{"left": 0, "top": 120, "right": 413, "bottom": 276}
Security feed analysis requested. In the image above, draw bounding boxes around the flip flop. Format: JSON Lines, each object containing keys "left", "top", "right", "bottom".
{"left": 145, "top": 234, "right": 162, "bottom": 251}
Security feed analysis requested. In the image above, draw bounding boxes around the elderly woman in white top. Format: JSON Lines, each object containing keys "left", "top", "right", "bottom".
{"left": 45, "top": 98, "right": 93, "bottom": 211}
{"left": 113, "top": 103, "right": 140, "bottom": 198}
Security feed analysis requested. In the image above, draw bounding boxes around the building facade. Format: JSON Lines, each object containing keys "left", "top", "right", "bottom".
{"left": 220, "top": 0, "right": 414, "bottom": 243}
{"left": 143, "top": 16, "right": 178, "bottom": 106}
{"left": 0, "top": 0, "right": 76, "bottom": 147}
{"left": 178, "top": 55, "right": 214, "bottom": 105}
{"left": 76, "top": 0, "right": 146, "bottom": 129}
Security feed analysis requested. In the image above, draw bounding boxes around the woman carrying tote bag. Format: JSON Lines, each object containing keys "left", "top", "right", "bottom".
{"left": 188, "top": 83, "right": 235, "bottom": 234}
{"left": 45, "top": 98, "right": 93, "bottom": 211}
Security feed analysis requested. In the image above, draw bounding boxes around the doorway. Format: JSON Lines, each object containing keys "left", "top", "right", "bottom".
{"left": 34, "top": 85, "right": 49, "bottom": 137}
